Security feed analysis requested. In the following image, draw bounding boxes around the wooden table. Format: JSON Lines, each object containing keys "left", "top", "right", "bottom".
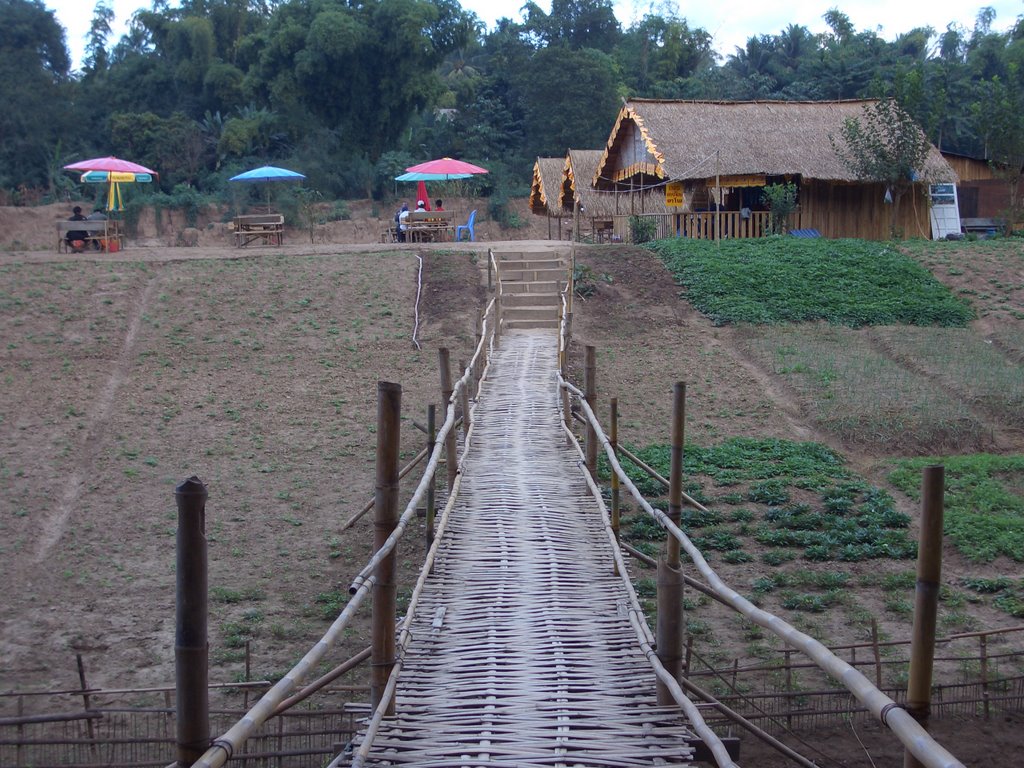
{"left": 405, "top": 212, "right": 454, "bottom": 243}
{"left": 234, "top": 214, "right": 284, "bottom": 247}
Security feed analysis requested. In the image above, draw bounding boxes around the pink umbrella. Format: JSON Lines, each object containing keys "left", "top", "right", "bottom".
{"left": 64, "top": 156, "right": 157, "bottom": 175}
{"left": 405, "top": 157, "right": 489, "bottom": 177}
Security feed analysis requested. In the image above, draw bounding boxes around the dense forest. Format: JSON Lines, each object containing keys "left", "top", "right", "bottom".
{"left": 3, "top": 0, "right": 1024, "bottom": 208}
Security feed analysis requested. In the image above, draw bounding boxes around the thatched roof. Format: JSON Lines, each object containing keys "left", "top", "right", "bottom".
{"left": 559, "top": 150, "right": 620, "bottom": 217}
{"left": 595, "top": 99, "right": 957, "bottom": 189}
{"left": 530, "top": 157, "right": 568, "bottom": 215}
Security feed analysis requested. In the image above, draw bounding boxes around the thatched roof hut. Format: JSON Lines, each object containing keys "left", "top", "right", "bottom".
{"left": 594, "top": 99, "right": 957, "bottom": 239}
{"left": 530, "top": 158, "right": 568, "bottom": 215}
{"left": 595, "top": 99, "right": 955, "bottom": 188}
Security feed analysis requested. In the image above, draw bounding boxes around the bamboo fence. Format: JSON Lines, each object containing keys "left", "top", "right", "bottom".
{"left": 555, "top": 334, "right": 989, "bottom": 767}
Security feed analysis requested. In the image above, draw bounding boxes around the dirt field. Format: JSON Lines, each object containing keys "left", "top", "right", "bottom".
{"left": 1, "top": 202, "right": 1022, "bottom": 765}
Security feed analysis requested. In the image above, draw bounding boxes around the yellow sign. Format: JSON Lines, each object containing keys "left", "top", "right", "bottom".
{"left": 665, "top": 182, "right": 684, "bottom": 207}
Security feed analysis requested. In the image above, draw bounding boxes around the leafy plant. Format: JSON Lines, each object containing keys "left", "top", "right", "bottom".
{"left": 647, "top": 238, "right": 973, "bottom": 327}
{"left": 761, "top": 182, "right": 798, "bottom": 234}
{"left": 628, "top": 215, "right": 658, "bottom": 244}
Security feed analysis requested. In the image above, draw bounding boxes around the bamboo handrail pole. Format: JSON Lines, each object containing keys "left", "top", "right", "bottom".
{"left": 438, "top": 348, "right": 458, "bottom": 491}
{"left": 348, "top": 351, "right": 494, "bottom": 768}
{"left": 617, "top": 444, "right": 710, "bottom": 513}
{"left": 271, "top": 646, "right": 372, "bottom": 716}
{"left": 190, "top": 575, "right": 376, "bottom": 768}
{"left": 339, "top": 447, "right": 429, "bottom": 532}
{"left": 584, "top": 346, "right": 598, "bottom": 478}
{"left": 185, "top": 306, "right": 504, "bottom": 768}
{"left": 672, "top": 674, "right": 819, "bottom": 768}
{"left": 610, "top": 398, "right": 620, "bottom": 544}
{"left": 426, "top": 404, "right": 436, "bottom": 546}
{"left": 349, "top": 311, "right": 497, "bottom": 593}
{"left": 564, "top": 413, "right": 744, "bottom": 768}
{"left": 458, "top": 359, "right": 471, "bottom": 438}
{"left": 560, "top": 374, "right": 966, "bottom": 768}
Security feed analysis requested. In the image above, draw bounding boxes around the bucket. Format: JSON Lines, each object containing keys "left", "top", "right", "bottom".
{"left": 107, "top": 240, "right": 120, "bottom": 253}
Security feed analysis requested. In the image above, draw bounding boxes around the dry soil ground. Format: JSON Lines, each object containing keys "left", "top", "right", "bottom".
{"left": 1, "top": 202, "right": 1022, "bottom": 767}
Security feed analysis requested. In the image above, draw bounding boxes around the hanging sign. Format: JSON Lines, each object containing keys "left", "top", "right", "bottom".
{"left": 665, "top": 182, "right": 684, "bottom": 207}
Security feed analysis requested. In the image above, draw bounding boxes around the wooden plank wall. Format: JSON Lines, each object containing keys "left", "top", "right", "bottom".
{"left": 943, "top": 154, "right": 994, "bottom": 182}
{"left": 800, "top": 180, "right": 933, "bottom": 240}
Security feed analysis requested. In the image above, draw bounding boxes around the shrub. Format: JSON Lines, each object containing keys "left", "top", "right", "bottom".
{"left": 629, "top": 215, "right": 658, "bottom": 244}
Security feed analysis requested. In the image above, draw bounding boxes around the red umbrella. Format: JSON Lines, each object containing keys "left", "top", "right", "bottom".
{"left": 64, "top": 156, "right": 157, "bottom": 175}
{"left": 405, "top": 157, "right": 489, "bottom": 177}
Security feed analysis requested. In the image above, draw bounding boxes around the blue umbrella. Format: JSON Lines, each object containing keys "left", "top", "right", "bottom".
{"left": 229, "top": 165, "right": 306, "bottom": 182}
{"left": 229, "top": 166, "right": 305, "bottom": 206}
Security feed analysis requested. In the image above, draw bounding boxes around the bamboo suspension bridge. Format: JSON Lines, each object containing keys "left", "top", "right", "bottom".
{"left": 182, "top": 248, "right": 966, "bottom": 768}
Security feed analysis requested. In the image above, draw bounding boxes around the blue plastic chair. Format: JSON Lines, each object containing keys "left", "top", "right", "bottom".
{"left": 456, "top": 210, "right": 477, "bottom": 242}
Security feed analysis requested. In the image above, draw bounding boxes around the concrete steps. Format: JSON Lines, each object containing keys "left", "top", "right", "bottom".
{"left": 492, "top": 248, "right": 571, "bottom": 331}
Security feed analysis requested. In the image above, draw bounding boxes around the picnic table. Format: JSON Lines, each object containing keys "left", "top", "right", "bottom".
{"left": 56, "top": 219, "right": 124, "bottom": 253}
{"left": 404, "top": 211, "right": 455, "bottom": 242}
{"left": 233, "top": 214, "right": 284, "bottom": 247}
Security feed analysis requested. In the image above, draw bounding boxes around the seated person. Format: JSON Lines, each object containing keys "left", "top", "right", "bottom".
{"left": 396, "top": 204, "right": 410, "bottom": 242}
{"left": 415, "top": 199, "right": 427, "bottom": 212}
{"left": 434, "top": 199, "right": 444, "bottom": 211}
{"left": 66, "top": 206, "right": 88, "bottom": 250}
{"left": 86, "top": 207, "right": 107, "bottom": 249}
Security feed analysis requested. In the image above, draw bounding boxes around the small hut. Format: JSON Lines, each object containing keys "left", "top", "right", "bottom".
{"left": 529, "top": 157, "right": 570, "bottom": 239}
{"left": 594, "top": 99, "right": 958, "bottom": 240}
{"left": 941, "top": 150, "right": 1016, "bottom": 221}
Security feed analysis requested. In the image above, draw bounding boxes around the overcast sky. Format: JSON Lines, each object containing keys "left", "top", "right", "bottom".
{"left": 46, "top": 0, "right": 1023, "bottom": 71}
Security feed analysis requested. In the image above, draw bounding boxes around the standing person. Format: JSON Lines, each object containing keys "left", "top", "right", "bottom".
{"left": 66, "top": 206, "right": 88, "bottom": 250}
{"left": 434, "top": 199, "right": 444, "bottom": 211}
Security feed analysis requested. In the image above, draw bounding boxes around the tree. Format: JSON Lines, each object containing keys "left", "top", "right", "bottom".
{"left": 973, "top": 71, "right": 1024, "bottom": 233}
{"left": 0, "top": 0, "right": 74, "bottom": 191}
{"left": 830, "top": 98, "right": 933, "bottom": 238}
{"left": 761, "top": 182, "right": 798, "bottom": 234}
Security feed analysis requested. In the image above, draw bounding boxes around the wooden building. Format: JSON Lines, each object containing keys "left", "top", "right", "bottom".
{"left": 941, "top": 151, "right": 1016, "bottom": 220}
{"left": 593, "top": 99, "right": 958, "bottom": 240}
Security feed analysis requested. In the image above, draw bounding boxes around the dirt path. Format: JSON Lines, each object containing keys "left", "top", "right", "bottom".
{"left": 33, "top": 273, "right": 162, "bottom": 562}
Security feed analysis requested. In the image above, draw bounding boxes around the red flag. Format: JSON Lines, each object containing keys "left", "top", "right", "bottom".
{"left": 416, "top": 181, "right": 431, "bottom": 211}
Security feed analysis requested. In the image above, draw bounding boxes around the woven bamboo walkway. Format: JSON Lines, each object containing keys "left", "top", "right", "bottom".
{"left": 350, "top": 330, "right": 697, "bottom": 767}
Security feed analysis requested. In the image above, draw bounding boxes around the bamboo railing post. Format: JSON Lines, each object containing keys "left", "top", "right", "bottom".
{"left": 76, "top": 653, "right": 98, "bottom": 761}
{"left": 175, "top": 475, "right": 209, "bottom": 767}
{"left": 426, "top": 404, "right": 436, "bottom": 547}
{"left": 657, "top": 382, "right": 686, "bottom": 705}
{"left": 584, "top": 346, "right": 597, "bottom": 479}
{"left": 438, "top": 348, "right": 458, "bottom": 492}
{"left": 978, "top": 630, "right": 987, "bottom": 720}
{"left": 871, "top": 618, "right": 882, "bottom": 688}
{"left": 371, "top": 382, "right": 401, "bottom": 716}
{"left": 904, "top": 465, "right": 945, "bottom": 768}
{"left": 610, "top": 398, "right": 620, "bottom": 543}
{"left": 459, "top": 359, "right": 471, "bottom": 438}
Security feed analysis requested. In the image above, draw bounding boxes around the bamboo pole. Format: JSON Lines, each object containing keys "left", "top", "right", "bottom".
{"left": 584, "top": 346, "right": 597, "bottom": 479}
{"left": 175, "top": 476, "right": 209, "bottom": 767}
{"left": 426, "top": 404, "right": 436, "bottom": 547}
{"left": 75, "top": 654, "right": 98, "bottom": 762}
{"left": 905, "top": 464, "right": 945, "bottom": 768}
{"left": 339, "top": 447, "right": 428, "bottom": 532}
{"left": 872, "top": 618, "right": 883, "bottom": 688}
{"left": 438, "top": 348, "right": 457, "bottom": 493}
{"left": 981, "top": 634, "right": 990, "bottom": 719}
{"left": 666, "top": 383, "right": 685, "bottom": 566}
{"left": 657, "top": 382, "right": 686, "bottom": 705}
{"left": 458, "top": 359, "right": 471, "bottom": 438}
{"left": 371, "top": 382, "right": 401, "bottom": 716}
{"left": 617, "top": 443, "right": 709, "bottom": 512}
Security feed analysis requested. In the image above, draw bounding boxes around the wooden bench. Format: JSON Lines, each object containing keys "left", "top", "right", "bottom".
{"left": 961, "top": 217, "right": 1002, "bottom": 236}
{"left": 57, "top": 220, "right": 124, "bottom": 253}
{"left": 404, "top": 211, "right": 454, "bottom": 242}
{"left": 233, "top": 214, "right": 284, "bottom": 247}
